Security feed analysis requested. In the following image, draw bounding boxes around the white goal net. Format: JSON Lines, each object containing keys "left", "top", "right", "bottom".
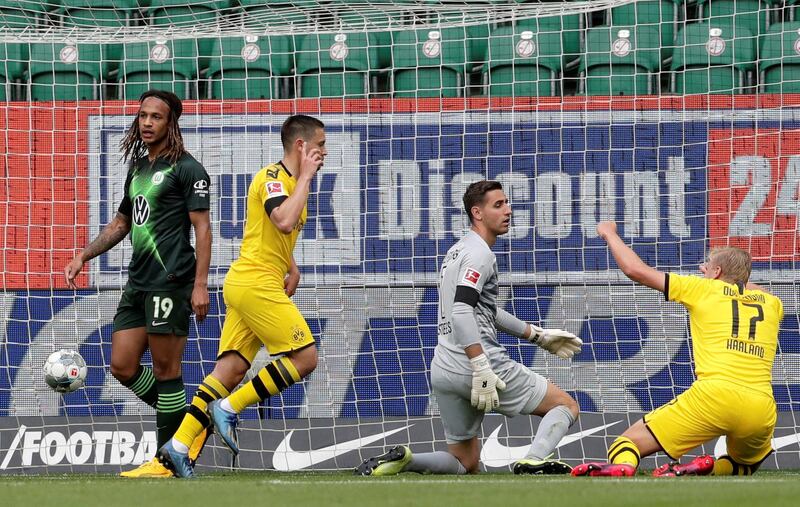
{"left": 2, "top": 0, "right": 800, "bottom": 473}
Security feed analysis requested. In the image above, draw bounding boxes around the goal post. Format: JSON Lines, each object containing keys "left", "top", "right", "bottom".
{"left": 2, "top": 0, "right": 800, "bottom": 473}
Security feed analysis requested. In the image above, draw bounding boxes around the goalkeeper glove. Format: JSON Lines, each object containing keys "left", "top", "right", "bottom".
{"left": 469, "top": 354, "right": 506, "bottom": 412}
{"left": 528, "top": 325, "right": 583, "bottom": 359}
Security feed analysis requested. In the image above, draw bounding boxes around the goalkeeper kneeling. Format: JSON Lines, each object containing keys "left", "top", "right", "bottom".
{"left": 355, "top": 180, "right": 582, "bottom": 476}
{"left": 572, "top": 222, "right": 783, "bottom": 478}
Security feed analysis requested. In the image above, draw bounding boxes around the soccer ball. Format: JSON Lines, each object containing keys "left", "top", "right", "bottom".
{"left": 43, "top": 349, "right": 88, "bottom": 393}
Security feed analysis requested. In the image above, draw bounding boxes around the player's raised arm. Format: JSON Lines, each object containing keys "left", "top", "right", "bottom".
{"left": 597, "top": 221, "right": 665, "bottom": 293}
{"left": 269, "top": 139, "right": 324, "bottom": 234}
{"left": 64, "top": 211, "right": 131, "bottom": 289}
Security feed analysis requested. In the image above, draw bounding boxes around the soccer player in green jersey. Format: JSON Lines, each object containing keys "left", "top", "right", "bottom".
{"left": 64, "top": 90, "right": 212, "bottom": 478}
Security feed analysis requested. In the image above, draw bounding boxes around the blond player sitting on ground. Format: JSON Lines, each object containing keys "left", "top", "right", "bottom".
{"left": 572, "top": 221, "right": 783, "bottom": 477}
{"left": 156, "top": 115, "right": 326, "bottom": 478}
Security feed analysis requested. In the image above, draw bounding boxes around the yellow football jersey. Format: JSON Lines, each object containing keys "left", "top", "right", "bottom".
{"left": 226, "top": 162, "right": 306, "bottom": 287}
{"left": 666, "top": 274, "right": 783, "bottom": 396}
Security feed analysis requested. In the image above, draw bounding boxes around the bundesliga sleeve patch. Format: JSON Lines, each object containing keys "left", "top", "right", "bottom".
{"left": 462, "top": 268, "right": 482, "bottom": 288}
{"left": 266, "top": 181, "right": 287, "bottom": 198}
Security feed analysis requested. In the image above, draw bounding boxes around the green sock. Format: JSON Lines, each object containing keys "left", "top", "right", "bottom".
{"left": 156, "top": 377, "right": 187, "bottom": 448}
{"left": 120, "top": 365, "right": 158, "bottom": 408}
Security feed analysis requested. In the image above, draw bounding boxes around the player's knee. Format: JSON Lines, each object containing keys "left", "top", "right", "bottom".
{"left": 562, "top": 395, "right": 579, "bottom": 420}
{"left": 212, "top": 353, "right": 249, "bottom": 389}
{"left": 289, "top": 345, "right": 317, "bottom": 378}
{"left": 109, "top": 361, "right": 137, "bottom": 383}
{"left": 151, "top": 358, "right": 181, "bottom": 380}
{"left": 460, "top": 455, "right": 480, "bottom": 474}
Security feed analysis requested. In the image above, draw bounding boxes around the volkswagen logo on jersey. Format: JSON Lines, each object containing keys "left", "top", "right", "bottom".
{"left": 132, "top": 195, "right": 150, "bottom": 226}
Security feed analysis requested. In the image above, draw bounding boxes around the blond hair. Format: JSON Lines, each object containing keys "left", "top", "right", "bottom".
{"left": 709, "top": 246, "right": 752, "bottom": 285}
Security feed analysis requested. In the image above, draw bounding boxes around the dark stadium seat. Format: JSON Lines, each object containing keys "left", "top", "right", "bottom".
{"left": 483, "top": 25, "right": 565, "bottom": 97}
{"left": 0, "top": 0, "right": 49, "bottom": 29}
{"left": 28, "top": 43, "right": 111, "bottom": 101}
{"left": 760, "top": 21, "right": 800, "bottom": 93}
{"left": 391, "top": 28, "right": 471, "bottom": 98}
{"left": 294, "top": 32, "right": 383, "bottom": 97}
{"left": 671, "top": 22, "right": 757, "bottom": 94}
{"left": 607, "top": 0, "right": 678, "bottom": 54}
{"left": 517, "top": 14, "right": 582, "bottom": 64}
{"left": 57, "top": 0, "right": 138, "bottom": 27}
{"left": 580, "top": 25, "right": 662, "bottom": 95}
{"left": 119, "top": 40, "right": 200, "bottom": 100}
{"left": 0, "top": 42, "right": 27, "bottom": 100}
{"left": 207, "top": 35, "right": 294, "bottom": 99}
{"left": 697, "top": 0, "right": 769, "bottom": 37}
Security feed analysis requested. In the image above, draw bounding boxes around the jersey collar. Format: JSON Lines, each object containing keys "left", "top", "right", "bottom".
{"left": 277, "top": 160, "right": 294, "bottom": 178}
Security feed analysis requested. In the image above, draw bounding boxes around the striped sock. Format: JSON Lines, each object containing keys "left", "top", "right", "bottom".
{"left": 156, "top": 377, "right": 187, "bottom": 448}
{"left": 173, "top": 375, "right": 230, "bottom": 449}
{"left": 120, "top": 365, "right": 158, "bottom": 408}
{"left": 227, "top": 357, "right": 301, "bottom": 413}
{"left": 607, "top": 436, "right": 641, "bottom": 469}
{"left": 713, "top": 456, "right": 753, "bottom": 476}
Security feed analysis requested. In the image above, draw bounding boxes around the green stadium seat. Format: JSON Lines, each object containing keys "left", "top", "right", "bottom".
{"left": 760, "top": 21, "right": 800, "bottom": 93}
{"left": 294, "top": 32, "right": 382, "bottom": 98}
{"left": 517, "top": 15, "right": 582, "bottom": 63}
{"left": 484, "top": 25, "right": 564, "bottom": 96}
{"left": 697, "top": 0, "right": 768, "bottom": 37}
{"left": 671, "top": 22, "right": 757, "bottom": 94}
{"left": 0, "top": 42, "right": 27, "bottom": 100}
{"left": 28, "top": 43, "right": 111, "bottom": 101}
{"left": 146, "top": 1, "right": 233, "bottom": 58}
{"left": 391, "top": 28, "right": 470, "bottom": 98}
{"left": 0, "top": 0, "right": 48, "bottom": 29}
{"left": 207, "top": 35, "right": 293, "bottom": 99}
{"left": 608, "top": 0, "right": 677, "bottom": 53}
{"left": 581, "top": 25, "right": 662, "bottom": 95}
{"left": 56, "top": 0, "right": 138, "bottom": 27}
{"left": 119, "top": 40, "right": 200, "bottom": 100}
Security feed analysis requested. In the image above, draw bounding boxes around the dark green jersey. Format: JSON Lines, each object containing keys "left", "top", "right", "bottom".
{"left": 118, "top": 152, "right": 210, "bottom": 290}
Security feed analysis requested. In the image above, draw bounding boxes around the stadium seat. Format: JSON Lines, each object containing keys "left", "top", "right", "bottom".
{"left": 697, "top": 0, "right": 768, "bottom": 37}
{"left": 0, "top": 42, "right": 27, "bottom": 100}
{"left": 671, "top": 22, "right": 757, "bottom": 94}
{"left": 56, "top": 0, "right": 137, "bottom": 27}
{"left": 119, "top": 40, "right": 200, "bottom": 100}
{"left": 607, "top": 0, "right": 677, "bottom": 55}
{"left": 28, "top": 43, "right": 110, "bottom": 101}
{"left": 391, "top": 28, "right": 470, "bottom": 98}
{"left": 580, "top": 25, "right": 662, "bottom": 95}
{"left": 0, "top": 0, "right": 49, "bottom": 29}
{"left": 294, "top": 32, "right": 382, "bottom": 98}
{"left": 760, "top": 21, "right": 800, "bottom": 93}
{"left": 517, "top": 15, "right": 582, "bottom": 64}
{"left": 483, "top": 25, "right": 564, "bottom": 96}
{"left": 207, "top": 35, "right": 293, "bottom": 99}
{"left": 145, "top": 0, "right": 232, "bottom": 26}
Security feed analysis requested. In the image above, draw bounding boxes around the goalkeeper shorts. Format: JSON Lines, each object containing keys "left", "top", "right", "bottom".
{"left": 217, "top": 282, "right": 315, "bottom": 364}
{"left": 430, "top": 359, "right": 548, "bottom": 444}
{"left": 644, "top": 378, "right": 776, "bottom": 465}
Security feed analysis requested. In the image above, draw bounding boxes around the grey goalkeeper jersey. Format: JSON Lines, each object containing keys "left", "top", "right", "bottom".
{"left": 432, "top": 230, "right": 512, "bottom": 374}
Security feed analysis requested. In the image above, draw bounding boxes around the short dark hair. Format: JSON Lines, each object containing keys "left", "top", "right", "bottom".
{"left": 463, "top": 180, "right": 503, "bottom": 224}
{"left": 281, "top": 114, "right": 325, "bottom": 150}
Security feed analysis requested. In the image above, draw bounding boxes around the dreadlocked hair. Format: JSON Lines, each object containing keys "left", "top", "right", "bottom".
{"left": 120, "top": 89, "right": 186, "bottom": 164}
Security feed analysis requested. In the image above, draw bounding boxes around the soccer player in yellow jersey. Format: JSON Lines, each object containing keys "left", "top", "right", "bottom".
{"left": 157, "top": 115, "right": 326, "bottom": 477}
{"left": 573, "top": 221, "right": 783, "bottom": 478}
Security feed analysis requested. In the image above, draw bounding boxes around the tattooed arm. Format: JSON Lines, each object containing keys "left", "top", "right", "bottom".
{"left": 64, "top": 212, "right": 131, "bottom": 289}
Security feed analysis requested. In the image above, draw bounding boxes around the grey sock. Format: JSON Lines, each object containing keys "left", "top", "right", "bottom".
{"left": 525, "top": 405, "right": 576, "bottom": 460}
{"left": 404, "top": 451, "right": 467, "bottom": 475}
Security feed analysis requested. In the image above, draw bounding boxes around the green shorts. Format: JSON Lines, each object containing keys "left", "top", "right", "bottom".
{"left": 113, "top": 283, "right": 194, "bottom": 336}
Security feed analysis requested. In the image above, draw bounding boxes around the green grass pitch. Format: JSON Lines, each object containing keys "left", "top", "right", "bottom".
{"left": 2, "top": 471, "right": 800, "bottom": 507}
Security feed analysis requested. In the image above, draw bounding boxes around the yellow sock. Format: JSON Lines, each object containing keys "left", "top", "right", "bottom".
{"left": 173, "top": 375, "right": 230, "bottom": 448}
{"left": 607, "top": 436, "right": 641, "bottom": 469}
{"left": 228, "top": 357, "right": 301, "bottom": 413}
{"left": 713, "top": 456, "right": 752, "bottom": 476}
